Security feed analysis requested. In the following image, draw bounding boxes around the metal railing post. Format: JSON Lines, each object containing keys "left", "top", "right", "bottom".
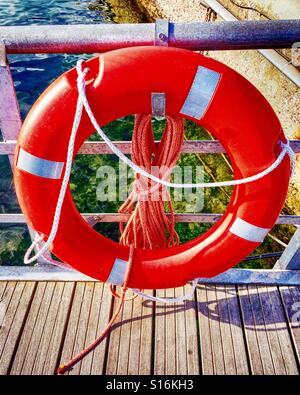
{"left": 0, "top": 42, "right": 22, "bottom": 166}
{"left": 274, "top": 227, "right": 300, "bottom": 270}
{"left": 0, "top": 42, "right": 51, "bottom": 265}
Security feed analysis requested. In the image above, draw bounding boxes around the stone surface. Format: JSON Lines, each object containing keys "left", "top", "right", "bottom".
{"left": 134, "top": 0, "right": 300, "bottom": 214}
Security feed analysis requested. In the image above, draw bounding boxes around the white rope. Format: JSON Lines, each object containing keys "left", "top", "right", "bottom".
{"left": 23, "top": 59, "right": 296, "bottom": 305}
{"left": 77, "top": 61, "right": 296, "bottom": 188}
{"left": 24, "top": 62, "right": 88, "bottom": 264}
{"left": 131, "top": 278, "right": 199, "bottom": 303}
{"left": 34, "top": 234, "right": 73, "bottom": 270}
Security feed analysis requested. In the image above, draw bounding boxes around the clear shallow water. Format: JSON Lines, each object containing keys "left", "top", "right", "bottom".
{"left": 0, "top": 0, "right": 111, "bottom": 117}
{"left": 0, "top": 0, "right": 148, "bottom": 265}
{"left": 0, "top": 1, "right": 114, "bottom": 263}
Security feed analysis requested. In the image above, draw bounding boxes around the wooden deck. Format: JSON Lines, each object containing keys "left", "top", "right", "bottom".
{"left": 0, "top": 281, "right": 299, "bottom": 375}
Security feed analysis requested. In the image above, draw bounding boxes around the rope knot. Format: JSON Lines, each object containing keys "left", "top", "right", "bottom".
{"left": 118, "top": 114, "right": 184, "bottom": 249}
{"left": 279, "top": 139, "right": 296, "bottom": 177}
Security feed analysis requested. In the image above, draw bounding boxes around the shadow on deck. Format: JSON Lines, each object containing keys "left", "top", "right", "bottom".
{"left": 0, "top": 281, "right": 299, "bottom": 375}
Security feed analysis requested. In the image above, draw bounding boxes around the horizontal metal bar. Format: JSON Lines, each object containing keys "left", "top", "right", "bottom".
{"left": 1, "top": 139, "right": 225, "bottom": 155}
{"left": 1, "top": 20, "right": 299, "bottom": 54}
{"left": 243, "top": 252, "right": 282, "bottom": 261}
{"left": 77, "top": 139, "right": 227, "bottom": 154}
{"left": 1, "top": 213, "right": 299, "bottom": 225}
{"left": 0, "top": 265, "right": 94, "bottom": 282}
{"left": 198, "top": 268, "right": 300, "bottom": 286}
{"left": 1, "top": 139, "right": 300, "bottom": 155}
{"left": 0, "top": 265, "right": 299, "bottom": 285}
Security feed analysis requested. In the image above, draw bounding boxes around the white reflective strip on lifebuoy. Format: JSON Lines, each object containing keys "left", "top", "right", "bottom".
{"left": 180, "top": 66, "right": 221, "bottom": 120}
{"left": 229, "top": 217, "right": 270, "bottom": 243}
{"left": 107, "top": 257, "right": 127, "bottom": 285}
{"left": 17, "top": 148, "right": 64, "bottom": 179}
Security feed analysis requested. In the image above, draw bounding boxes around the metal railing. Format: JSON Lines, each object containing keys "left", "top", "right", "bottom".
{"left": 0, "top": 20, "right": 300, "bottom": 285}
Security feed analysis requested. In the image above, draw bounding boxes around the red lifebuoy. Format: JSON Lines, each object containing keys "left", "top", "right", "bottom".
{"left": 14, "top": 47, "right": 290, "bottom": 289}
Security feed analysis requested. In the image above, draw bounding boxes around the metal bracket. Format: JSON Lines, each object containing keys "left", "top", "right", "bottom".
{"left": 85, "top": 214, "right": 102, "bottom": 228}
{"left": 0, "top": 42, "right": 7, "bottom": 67}
{"left": 155, "top": 19, "right": 169, "bottom": 46}
{"left": 153, "top": 20, "right": 168, "bottom": 118}
{"left": 151, "top": 92, "right": 166, "bottom": 119}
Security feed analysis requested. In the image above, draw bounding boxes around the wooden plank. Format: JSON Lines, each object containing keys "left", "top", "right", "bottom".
{"left": 130, "top": 290, "right": 153, "bottom": 375}
{"left": 279, "top": 286, "right": 300, "bottom": 364}
{"left": 177, "top": 286, "right": 199, "bottom": 374}
{"left": 185, "top": 287, "right": 200, "bottom": 375}
{"left": 106, "top": 289, "right": 153, "bottom": 375}
{"left": 204, "top": 286, "right": 225, "bottom": 374}
{"left": 31, "top": 282, "right": 74, "bottom": 375}
{"left": 197, "top": 285, "right": 248, "bottom": 374}
{"left": 68, "top": 283, "right": 94, "bottom": 375}
{"left": 126, "top": 294, "right": 144, "bottom": 375}
{"left": 82, "top": 283, "right": 113, "bottom": 375}
{"left": 239, "top": 286, "right": 277, "bottom": 374}
{"left": 89, "top": 283, "right": 113, "bottom": 375}
{"left": 165, "top": 288, "right": 176, "bottom": 375}
{"left": 0, "top": 281, "right": 7, "bottom": 299}
{"left": 58, "top": 282, "right": 86, "bottom": 375}
{"left": 0, "top": 282, "right": 36, "bottom": 375}
{"left": 226, "top": 286, "right": 249, "bottom": 375}
{"left": 154, "top": 289, "right": 174, "bottom": 375}
{"left": 105, "top": 288, "right": 124, "bottom": 375}
{"left": 59, "top": 282, "right": 113, "bottom": 375}
{"left": 215, "top": 286, "right": 236, "bottom": 374}
{"left": 78, "top": 283, "right": 103, "bottom": 375}
{"left": 216, "top": 285, "right": 249, "bottom": 374}
{"left": 10, "top": 282, "right": 55, "bottom": 374}
{"left": 74, "top": 282, "right": 112, "bottom": 375}
{"left": 1, "top": 212, "right": 300, "bottom": 226}
{"left": 0, "top": 282, "right": 19, "bottom": 360}
{"left": 116, "top": 293, "right": 134, "bottom": 375}
{"left": 264, "top": 286, "right": 298, "bottom": 374}
{"left": 254, "top": 286, "right": 294, "bottom": 374}
{"left": 175, "top": 287, "right": 188, "bottom": 375}
{"left": 154, "top": 287, "right": 198, "bottom": 375}
{"left": 154, "top": 290, "right": 165, "bottom": 375}
{"left": 0, "top": 282, "right": 7, "bottom": 329}
{"left": 197, "top": 285, "right": 214, "bottom": 374}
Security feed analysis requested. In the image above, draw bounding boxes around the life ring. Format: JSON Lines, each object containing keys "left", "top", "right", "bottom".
{"left": 14, "top": 46, "right": 290, "bottom": 289}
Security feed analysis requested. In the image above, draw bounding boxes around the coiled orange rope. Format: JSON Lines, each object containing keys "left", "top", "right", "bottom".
{"left": 119, "top": 114, "right": 184, "bottom": 249}
{"left": 57, "top": 114, "right": 184, "bottom": 374}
